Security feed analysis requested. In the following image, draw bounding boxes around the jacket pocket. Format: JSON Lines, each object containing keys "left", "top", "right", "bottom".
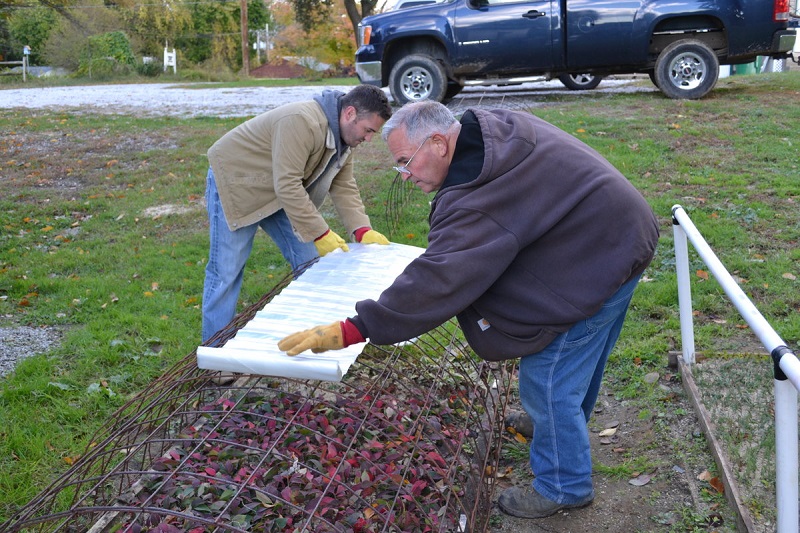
{"left": 457, "top": 306, "right": 558, "bottom": 361}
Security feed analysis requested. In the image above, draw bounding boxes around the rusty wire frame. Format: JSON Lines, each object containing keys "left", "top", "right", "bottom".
{"left": 2, "top": 269, "right": 514, "bottom": 533}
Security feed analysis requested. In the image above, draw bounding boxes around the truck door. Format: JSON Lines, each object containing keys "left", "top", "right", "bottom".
{"left": 564, "top": 0, "right": 638, "bottom": 68}
{"left": 451, "top": 0, "right": 556, "bottom": 75}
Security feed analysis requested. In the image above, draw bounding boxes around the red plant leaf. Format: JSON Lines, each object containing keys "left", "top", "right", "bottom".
{"left": 425, "top": 451, "right": 447, "bottom": 467}
{"left": 410, "top": 480, "right": 427, "bottom": 496}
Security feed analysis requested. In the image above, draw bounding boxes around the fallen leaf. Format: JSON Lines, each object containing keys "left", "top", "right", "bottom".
{"left": 709, "top": 477, "right": 725, "bottom": 494}
{"left": 697, "top": 470, "right": 713, "bottom": 481}
{"left": 782, "top": 272, "right": 797, "bottom": 281}
{"left": 495, "top": 466, "right": 513, "bottom": 478}
{"left": 696, "top": 269, "right": 709, "bottom": 280}
{"left": 599, "top": 428, "right": 617, "bottom": 437}
{"left": 629, "top": 473, "right": 651, "bottom": 486}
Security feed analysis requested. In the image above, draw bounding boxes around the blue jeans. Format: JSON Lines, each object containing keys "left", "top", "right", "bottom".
{"left": 201, "top": 168, "right": 318, "bottom": 343}
{"left": 518, "top": 274, "right": 641, "bottom": 504}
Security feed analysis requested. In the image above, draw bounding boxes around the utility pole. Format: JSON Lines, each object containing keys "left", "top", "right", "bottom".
{"left": 240, "top": 0, "right": 249, "bottom": 76}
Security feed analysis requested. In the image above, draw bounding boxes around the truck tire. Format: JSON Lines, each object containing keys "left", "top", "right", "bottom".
{"left": 648, "top": 71, "right": 659, "bottom": 88}
{"left": 557, "top": 73, "right": 603, "bottom": 90}
{"left": 654, "top": 39, "right": 719, "bottom": 100}
{"left": 389, "top": 54, "right": 448, "bottom": 105}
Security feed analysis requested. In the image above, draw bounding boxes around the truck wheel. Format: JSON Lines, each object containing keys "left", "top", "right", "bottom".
{"left": 557, "top": 73, "right": 603, "bottom": 90}
{"left": 389, "top": 54, "right": 448, "bottom": 105}
{"left": 654, "top": 39, "right": 719, "bottom": 99}
{"left": 648, "top": 71, "right": 659, "bottom": 88}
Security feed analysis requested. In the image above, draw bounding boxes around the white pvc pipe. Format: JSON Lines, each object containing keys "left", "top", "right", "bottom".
{"left": 672, "top": 218, "right": 696, "bottom": 364}
{"left": 671, "top": 204, "right": 799, "bottom": 533}
{"left": 672, "top": 206, "right": 800, "bottom": 385}
{"left": 775, "top": 378, "right": 799, "bottom": 533}
{"left": 777, "top": 353, "right": 800, "bottom": 391}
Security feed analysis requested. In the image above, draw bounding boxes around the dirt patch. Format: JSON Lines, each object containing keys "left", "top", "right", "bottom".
{"left": 250, "top": 59, "right": 307, "bottom": 79}
{"left": 488, "top": 367, "right": 736, "bottom": 532}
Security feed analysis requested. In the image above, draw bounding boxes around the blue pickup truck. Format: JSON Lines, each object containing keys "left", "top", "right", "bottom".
{"left": 355, "top": 0, "right": 797, "bottom": 104}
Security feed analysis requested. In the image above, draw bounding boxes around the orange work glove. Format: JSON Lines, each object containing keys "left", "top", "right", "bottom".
{"left": 278, "top": 322, "right": 345, "bottom": 356}
{"left": 314, "top": 229, "right": 349, "bottom": 256}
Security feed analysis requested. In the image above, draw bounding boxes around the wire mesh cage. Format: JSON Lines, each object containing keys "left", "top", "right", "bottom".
{"left": 2, "top": 268, "right": 514, "bottom": 533}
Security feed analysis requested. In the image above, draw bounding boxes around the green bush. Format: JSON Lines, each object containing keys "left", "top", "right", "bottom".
{"left": 78, "top": 31, "right": 135, "bottom": 76}
{"left": 136, "top": 60, "right": 162, "bottom": 77}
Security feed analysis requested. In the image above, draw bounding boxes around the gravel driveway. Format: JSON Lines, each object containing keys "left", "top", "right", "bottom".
{"left": 0, "top": 78, "right": 651, "bottom": 118}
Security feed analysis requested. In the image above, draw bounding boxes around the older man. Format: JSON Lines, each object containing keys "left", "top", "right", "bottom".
{"left": 278, "top": 100, "right": 659, "bottom": 518}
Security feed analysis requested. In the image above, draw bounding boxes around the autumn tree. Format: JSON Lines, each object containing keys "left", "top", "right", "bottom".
{"left": 38, "top": 0, "right": 129, "bottom": 70}
{"left": 6, "top": 6, "right": 58, "bottom": 63}
{"left": 289, "top": 0, "right": 380, "bottom": 42}
{"left": 1, "top": 0, "right": 272, "bottom": 72}
{"left": 271, "top": 0, "right": 355, "bottom": 70}
{"left": 117, "top": 0, "right": 193, "bottom": 57}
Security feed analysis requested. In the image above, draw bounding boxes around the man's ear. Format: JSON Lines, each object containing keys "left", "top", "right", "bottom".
{"left": 432, "top": 133, "right": 448, "bottom": 156}
{"left": 343, "top": 105, "right": 357, "bottom": 121}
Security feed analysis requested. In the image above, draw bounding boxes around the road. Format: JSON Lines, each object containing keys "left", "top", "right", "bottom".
{"left": 0, "top": 78, "right": 654, "bottom": 117}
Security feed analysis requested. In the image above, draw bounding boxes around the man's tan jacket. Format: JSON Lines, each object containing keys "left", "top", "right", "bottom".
{"left": 207, "top": 100, "right": 370, "bottom": 242}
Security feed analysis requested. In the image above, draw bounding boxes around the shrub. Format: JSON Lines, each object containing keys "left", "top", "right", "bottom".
{"left": 136, "top": 60, "right": 162, "bottom": 77}
{"left": 78, "top": 31, "right": 135, "bottom": 77}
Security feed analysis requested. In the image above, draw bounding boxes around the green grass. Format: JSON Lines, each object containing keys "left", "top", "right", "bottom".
{"left": 1, "top": 72, "right": 799, "bottom": 524}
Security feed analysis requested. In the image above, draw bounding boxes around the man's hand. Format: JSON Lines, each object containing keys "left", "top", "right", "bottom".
{"left": 358, "top": 229, "right": 390, "bottom": 245}
{"left": 278, "top": 322, "right": 344, "bottom": 356}
{"left": 314, "top": 230, "right": 349, "bottom": 256}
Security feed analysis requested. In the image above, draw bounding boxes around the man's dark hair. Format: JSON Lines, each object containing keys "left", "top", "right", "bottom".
{"left": 342, "top": 85, "right": 392, "bottom": 121}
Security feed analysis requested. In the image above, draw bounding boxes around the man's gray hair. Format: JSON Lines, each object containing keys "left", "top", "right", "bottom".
{"left": 382, "top": 101, "right": 459, "bottom": 143}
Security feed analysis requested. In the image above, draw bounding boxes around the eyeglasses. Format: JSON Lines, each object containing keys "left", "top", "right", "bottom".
{"left": 392, "top": 136, "right": 430, "bottom": 175}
